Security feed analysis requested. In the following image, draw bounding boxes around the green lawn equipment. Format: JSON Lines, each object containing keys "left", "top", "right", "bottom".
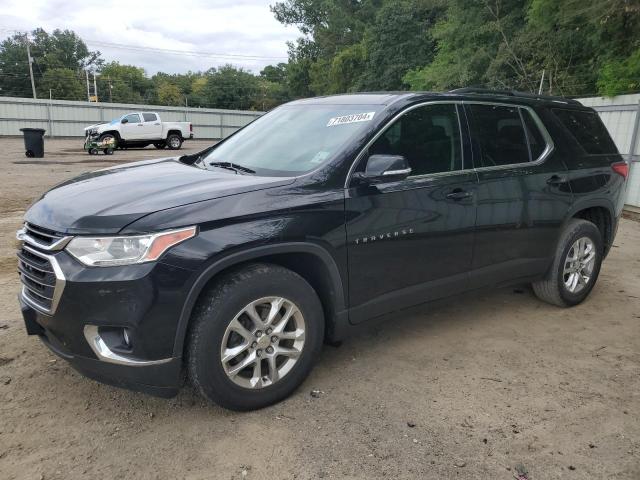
{"left": 84, "top": 132, "right": 115, "bottom": 155}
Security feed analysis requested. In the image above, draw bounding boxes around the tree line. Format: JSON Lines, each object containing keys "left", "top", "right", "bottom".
{"left": 0, "top": 2, "right": 638, "bottom": 111}
{"left": 0, "top": 28, "right": 290, "bottom": 110}
{"left": 275, "top": 0, "right": 640, "bottom": 97}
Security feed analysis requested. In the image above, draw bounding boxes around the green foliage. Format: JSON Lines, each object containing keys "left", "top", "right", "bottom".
{"left": 0, "top": 28, "right": 100, "bottom": 98}
{"left": 98, "top": 62, "right": 152, "bottom": 104}
{"left": 404, "top": 0, "right": 529, "bottom": 91}
{"left": 361, "top": 0, "right": 443, "bottom": 90}
{"left": 201, "top": 65, "right": 261, "bottom": 110}
{"left": 598, "top": 49, "right": 640, "bottom": 96}
{"left": 3, "top": 9, "right": 639, "bottom": 107}
{"left": 37, "top": 68, "right": 84, "bottom": 100}
{"left": 274, "top": 0, "right": 640, "bottom": 97}
{"left": 156, "top": 81, "right": 183, "bottom": 106}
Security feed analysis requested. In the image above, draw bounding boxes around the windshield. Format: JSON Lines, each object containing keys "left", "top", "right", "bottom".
{"left": 202, "top": 104, "right": 383, "bottom": 176}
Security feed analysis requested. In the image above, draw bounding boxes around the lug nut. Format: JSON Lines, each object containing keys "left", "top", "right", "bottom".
{"left": 256, "top": 349, "right": 262, "bottom": 357}
{"left": 255, "top": 330, "right": 263, "bottom": 337}
{"left": 251, "top": 341, "right": 257, "bottom": 348}
{"left": 266, "top": 346, "right": 274, "bottom": 354}
{"left": 266, "top": 328, "right": 273, "bottom": 335}
{"left": 271, "top": 336, "right": 278, "bottom": 343}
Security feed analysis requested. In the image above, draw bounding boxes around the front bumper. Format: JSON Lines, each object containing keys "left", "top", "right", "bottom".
{"left": 19, "top": 248, "right": 196, "bottom": 397}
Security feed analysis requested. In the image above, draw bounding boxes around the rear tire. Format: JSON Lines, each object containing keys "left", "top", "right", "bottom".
{"left": 532, "top": 219, "right": 603, "bottom": 307}
{"left": 187, "top": 263, "right": 324, "bottom": 411}
{"left": 166, "top": 134, "right": 183, "bottom": 150}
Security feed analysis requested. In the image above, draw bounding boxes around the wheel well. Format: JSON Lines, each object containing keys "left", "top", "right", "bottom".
{"left": 573, "top": 206, "right": 612, "bottom": 249}
{"left": 186, "top": 253, "right": 342, "bottom": 348}
{"left": 167, "top": 130, "right": 182, "bottom": 139}
{"left": 100, "top": 130, "right": 121, "bottom": 141}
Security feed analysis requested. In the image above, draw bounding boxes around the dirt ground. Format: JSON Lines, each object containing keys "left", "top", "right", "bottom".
{"left": 0, "top": 138, "right": 638, "bottom": 480}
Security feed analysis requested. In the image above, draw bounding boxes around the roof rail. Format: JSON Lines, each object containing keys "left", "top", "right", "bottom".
{"left": 448, "top": 87, "right": 582, "bottom": 105}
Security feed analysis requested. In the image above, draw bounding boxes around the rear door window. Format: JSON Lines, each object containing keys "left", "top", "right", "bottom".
{"left": 552, "top": 109, "right": 617, "bottom": 155}
{"left": 468, "top": 104, "right": 530, "bottom": 167}
{"left": 142, "top": 113, "right": 157, "bottom": 122}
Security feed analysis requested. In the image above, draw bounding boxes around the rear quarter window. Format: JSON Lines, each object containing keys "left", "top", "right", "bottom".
{"left": 552, "top": 109, "right": 618, "bottom": 155}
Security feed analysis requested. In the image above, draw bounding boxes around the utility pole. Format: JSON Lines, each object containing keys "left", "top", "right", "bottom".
{"left": 93, "top": 72, "right": 98, "bottom": 102}
{"left": 48, "top": 89, "right": 53, "bottom": 137}
{"left": 85, "top": 69, "right": 90, "bottom": 101}
{"left": 538, "top": 69, "right": 545, "bottom": 95}
{"left": 24, "top": 34, "right": 37, "bottom": 99}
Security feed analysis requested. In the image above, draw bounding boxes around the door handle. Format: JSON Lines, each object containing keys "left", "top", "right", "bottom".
{"left": 446, "top": 189, "right": 472, "bottom": 200}
{"left": 137, "top": 123, "right": 143, "bottom": 126}
{"left": 154, "top": 123, "right": 160, "bottom": 125}
{"left": 547, "top": 175, "right": 568, "bottom": 185}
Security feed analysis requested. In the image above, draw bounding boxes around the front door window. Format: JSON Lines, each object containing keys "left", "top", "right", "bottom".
{"left": 368, "top": 103, "right": 463, "bottom": 176}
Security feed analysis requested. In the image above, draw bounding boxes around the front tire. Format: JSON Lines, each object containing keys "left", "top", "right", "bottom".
{"left": 532, "top": 219, "right": 603, "bottom": 307}
{"left": 187, "top": 263, "right": 324, "bottom": 411}
{"left": 98, "top": 133, "right": 118, "bottom": 149}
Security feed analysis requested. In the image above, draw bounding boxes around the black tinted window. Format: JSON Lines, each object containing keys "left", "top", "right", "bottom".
{"left": 522, "top": 110, "right": 546, "bottom": 159}
{"left": 142, "top": 113, "right": 157, "bottom": 122}
{"left": 469, "top": 104, "right": 529, "bottom": 167}
{"left": 369, "top": 104, "right": 462, "bottom": 176}
{"left": 552, "top": 109, "right": 617, "bottom": 155}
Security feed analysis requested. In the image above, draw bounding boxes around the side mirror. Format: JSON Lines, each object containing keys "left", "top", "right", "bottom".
{"left": 121, "top": 118, "right": 128, "bottom": 124}
{"left": 353, "top": 154, "right": 411, "bottom": 184}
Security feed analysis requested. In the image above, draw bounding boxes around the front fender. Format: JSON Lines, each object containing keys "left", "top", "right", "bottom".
{"left": 168, "top": 241, "right": 347, "bottom": 358}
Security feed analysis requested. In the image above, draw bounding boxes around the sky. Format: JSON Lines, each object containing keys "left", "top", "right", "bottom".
{"left": 0, "top": 0, "right": 301, "bottom": 74}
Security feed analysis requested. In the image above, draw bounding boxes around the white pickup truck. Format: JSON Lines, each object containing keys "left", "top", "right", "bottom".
{"left": 84, "top": 112, "right": 193, "bottom": 150}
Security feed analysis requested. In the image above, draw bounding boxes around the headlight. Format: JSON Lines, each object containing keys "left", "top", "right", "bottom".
{"left": 66, "top": 226, "right": 197, "bottom": 267}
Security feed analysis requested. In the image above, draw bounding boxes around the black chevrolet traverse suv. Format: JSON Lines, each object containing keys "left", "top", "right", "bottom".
{"left": 18, "top": 89, "right": 627, "bottom": 410}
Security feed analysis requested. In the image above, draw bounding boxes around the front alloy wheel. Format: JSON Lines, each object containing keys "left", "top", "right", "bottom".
{"left": 221, "top": 297, "right": 305, "bottom": 389}
{"left": 187, "top": 263, "right": 324, "bottom": 410}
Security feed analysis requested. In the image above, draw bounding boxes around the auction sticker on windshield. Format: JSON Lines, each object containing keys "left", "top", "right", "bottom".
{"left": 326, "top": 112, "right": 375, "bottom": 127}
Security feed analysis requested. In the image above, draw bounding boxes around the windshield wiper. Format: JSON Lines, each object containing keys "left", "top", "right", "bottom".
{"left": 209, "top": 161, "right": 255, "bottom": 175}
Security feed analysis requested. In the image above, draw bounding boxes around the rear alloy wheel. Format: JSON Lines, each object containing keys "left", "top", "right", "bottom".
{"left": 166, "top": 134, "right": 182, "bottom": 150}
{"left": 562, "top": 237, "right": 596, "bottom": 294}
{"left": 532, "top": 219, "right": 603, "bottom": 307}
{"left": 187, "top": 263, "right": 324, "bottom": 410}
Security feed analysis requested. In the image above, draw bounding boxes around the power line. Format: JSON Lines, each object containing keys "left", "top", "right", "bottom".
{"left": 0, "top": 27, "right": 288, "bottom": 61}
{"left": 84, "top": 39, "right": 288, "bottom": 60}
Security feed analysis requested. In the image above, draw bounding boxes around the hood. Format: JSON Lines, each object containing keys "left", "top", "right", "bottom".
{"left": 25, "top": 158, "right": 295, "bottom": 234}
{"left": 84, "top": 119, "right": 120, "bottom": 132}
{"left": 84, "top": 122, "right": 106, "bottom": 132}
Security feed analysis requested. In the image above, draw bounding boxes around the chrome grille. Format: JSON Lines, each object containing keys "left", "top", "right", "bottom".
{"left": 23, "top": 222, "right": 66, "bottom": 248}
{"left": 17, "top": 224, "right": 68, "bottom": 314}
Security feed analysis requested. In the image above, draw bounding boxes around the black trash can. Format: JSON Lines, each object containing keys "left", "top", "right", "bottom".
{"left": 19, "top": 128, "right": 46, "bottom": 158}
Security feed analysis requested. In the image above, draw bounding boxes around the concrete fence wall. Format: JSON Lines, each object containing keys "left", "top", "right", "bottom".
{"left": 0, "top": 96, "right": 263, "bottom": 140}
{"left": 578, "top": 94, "right": 640, "bottom": 209}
